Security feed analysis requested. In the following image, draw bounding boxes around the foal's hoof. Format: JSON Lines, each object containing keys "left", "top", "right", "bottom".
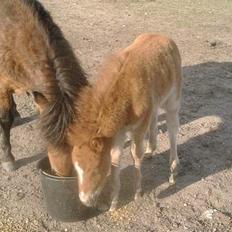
{"left": 169, "top": 174, "right": 176, "bottom": 185}
{"left": 109, "top": 202, "right": 118, "bottom": 212}
{"left": 144, "top": 152, "right": 153, "bottom": 159}
{"left": 170, "top": 165, "right": 181, "bottom": 184}
{"left": 144, "top": 147, "right": 156, "bottom": 159}
{"left": 134, "top": 191, "right": 142, "bottom": 201}
{"left": 2, "top": 161, "right": 17, "bottom": 172}
{"left": 96, "top": 202, "right": 109, "bottom": 212}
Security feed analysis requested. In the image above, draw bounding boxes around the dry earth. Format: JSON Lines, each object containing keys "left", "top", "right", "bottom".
{"left": 0, "top": 0, "right": 232, "bottom": 231}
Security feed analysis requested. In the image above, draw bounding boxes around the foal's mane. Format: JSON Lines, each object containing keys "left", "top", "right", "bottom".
{"left": 73, "top": 51, "right": 129, "bottom": 139}
{"left": 22, "top": 0, "right": 88, "bottom": 145}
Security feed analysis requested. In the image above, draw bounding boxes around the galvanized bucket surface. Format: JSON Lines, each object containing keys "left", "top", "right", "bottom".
{"left": 37, "top": 157, "right": 96, "bottom": 222}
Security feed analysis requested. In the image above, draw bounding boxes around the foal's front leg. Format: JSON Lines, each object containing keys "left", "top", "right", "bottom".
{"left": 131, "top": 133, "right": 145, "bottom": 200}
{"left": 131, "top": 111, "right": 152, "bottom": 200}
{"left": 0, "top": 91, "right": 16, "bottom": 171}
{"left": 144, "top": 107, "right": 158, "bottom": 158}
{"left": 109, "top": 134, "right": 124, "bottom": 211}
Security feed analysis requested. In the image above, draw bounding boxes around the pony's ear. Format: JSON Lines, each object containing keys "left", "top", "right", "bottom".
{"left": 90, "top": 137, "right": 104, "bottom": 153}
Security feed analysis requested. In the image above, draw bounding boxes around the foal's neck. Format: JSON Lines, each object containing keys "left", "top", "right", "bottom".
{"left": 77, "top": 71, "right": 129, "bottom": 139}
{"left": 95, "top": 73, "right": 130, "bottom": 137}
{"left": 74, "top": 52, "right": 131, "bottom": 139}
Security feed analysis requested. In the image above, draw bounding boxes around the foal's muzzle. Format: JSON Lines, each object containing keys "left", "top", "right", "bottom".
{"left": 79, "top": 190, "right": 101, "bottom": 207}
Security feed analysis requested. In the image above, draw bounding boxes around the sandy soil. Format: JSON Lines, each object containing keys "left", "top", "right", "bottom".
{"left": 0, "top": 0, "right": 232, "bottom": 231}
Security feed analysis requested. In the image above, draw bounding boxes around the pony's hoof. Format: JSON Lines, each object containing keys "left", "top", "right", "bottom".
{"left": 2, "top": 161, "right": 17, "bottom": 172}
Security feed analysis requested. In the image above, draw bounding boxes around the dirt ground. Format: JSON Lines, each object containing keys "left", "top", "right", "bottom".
{"left": 0, "top": 0, "right": 232, "bottom": 231}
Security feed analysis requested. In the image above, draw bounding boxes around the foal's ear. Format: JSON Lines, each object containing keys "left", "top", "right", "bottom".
{"left": 90, "top": 137, "right": 104, "bottom": 153}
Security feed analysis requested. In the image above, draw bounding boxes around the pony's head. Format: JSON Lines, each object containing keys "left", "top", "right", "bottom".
{"left": 72, "top": 134, "right": 112, "bottom": 207}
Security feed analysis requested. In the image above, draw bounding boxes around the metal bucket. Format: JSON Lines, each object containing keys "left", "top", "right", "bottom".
{"left": 37, "top": 157, "right": 96, "bottom": 222}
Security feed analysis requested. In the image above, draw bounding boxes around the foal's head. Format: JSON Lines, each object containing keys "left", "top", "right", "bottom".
{"left": 72, "top": 132, "right": 112, "bottom": 207}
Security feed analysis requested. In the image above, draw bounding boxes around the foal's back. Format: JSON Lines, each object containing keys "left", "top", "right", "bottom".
{"left": 120, "top": 34, "right": 182, "bottom": 117}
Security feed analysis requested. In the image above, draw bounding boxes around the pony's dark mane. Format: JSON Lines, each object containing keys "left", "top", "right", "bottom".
{"left": 22, "top": 0, "right": 88, "bottom": 145}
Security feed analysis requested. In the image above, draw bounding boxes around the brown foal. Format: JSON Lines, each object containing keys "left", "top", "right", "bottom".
{"left": 70, "top": 34, "right": 182, "bottom": 211}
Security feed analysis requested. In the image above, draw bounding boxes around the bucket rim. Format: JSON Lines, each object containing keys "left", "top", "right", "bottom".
{"left": 37, "top": 157, "right": 77, "bottom": 181}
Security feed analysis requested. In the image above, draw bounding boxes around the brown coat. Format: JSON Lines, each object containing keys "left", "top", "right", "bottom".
{"left": 70, "top": 34, "right": 182, "bottom": 209}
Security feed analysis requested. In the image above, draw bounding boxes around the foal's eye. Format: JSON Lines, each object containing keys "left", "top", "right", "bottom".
{"left": 79, "top": 142, "right": 85, "bottom": 149}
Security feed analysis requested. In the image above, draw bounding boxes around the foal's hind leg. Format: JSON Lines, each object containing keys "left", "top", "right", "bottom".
{"left": 164, "top": 97, "right": 180, "bottom": 184}
{"left": 144, "top": 107, "right": 158, "bottom": 159}
{"left": 0, "top": 91, "right": 16, "bottom": 171}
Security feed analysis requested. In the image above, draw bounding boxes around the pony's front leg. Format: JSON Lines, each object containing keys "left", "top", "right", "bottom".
{"left": 47, "top": 143, "right": 73, "bottom": 177}
{"left": 0, "top": 91, "right": 16, "bottom": 171}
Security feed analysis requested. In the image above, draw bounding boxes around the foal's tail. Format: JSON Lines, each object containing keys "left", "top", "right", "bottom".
{"left": 26, "top": 0, "right": 88, "bottom": 145}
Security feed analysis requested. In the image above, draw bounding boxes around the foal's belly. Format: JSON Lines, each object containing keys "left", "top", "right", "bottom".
{"left": 123, "top": 111, "right": 148, "bottom": 140}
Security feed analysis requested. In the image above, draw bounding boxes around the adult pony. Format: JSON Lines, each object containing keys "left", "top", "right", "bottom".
{"left": 70, "top": 34, "right": 182, "bottom": 211}
{"left": 0, "top": 0, "right": 87, "bottom": 175}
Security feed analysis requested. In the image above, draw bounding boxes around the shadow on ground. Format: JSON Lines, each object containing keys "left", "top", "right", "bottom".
{"left": 12, "top": 114, "right": 37, "bottom": 128}
{"left": 15, "top": 152, "right": 46, "bottom": 169}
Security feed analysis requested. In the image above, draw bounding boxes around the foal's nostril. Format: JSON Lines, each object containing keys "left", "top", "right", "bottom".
{"left": 79, "top": 192, "right": 97, "bottom": 207}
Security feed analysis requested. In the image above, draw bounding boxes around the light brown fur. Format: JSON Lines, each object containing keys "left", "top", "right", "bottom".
{"left": 70, "top": 34, "right": 182, "bottom": 210}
